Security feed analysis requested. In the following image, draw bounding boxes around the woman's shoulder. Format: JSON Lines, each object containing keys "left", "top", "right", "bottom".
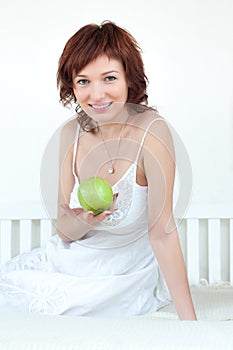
{"left": 144, "top": 113, "right": 174, "bottom": 153}
{"left": 59, "top": 117, "right": 79, "bottom": 155}
{"left": 61, "top": 117, "right": 79, "bottom": 135}
{"left": 129, "top": 106, "right": 166, "bottom": 131}
{"left": 133, "top": 108, "right": 173, "bottom": 154}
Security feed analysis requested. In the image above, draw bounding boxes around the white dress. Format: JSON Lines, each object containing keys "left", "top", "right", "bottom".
{"left": 0, "top": 120, "right": 171, "bottom": 318}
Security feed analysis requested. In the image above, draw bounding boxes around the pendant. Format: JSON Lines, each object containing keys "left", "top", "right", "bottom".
{"left": 108, "top": 166, "right": 114, "bottom": 174}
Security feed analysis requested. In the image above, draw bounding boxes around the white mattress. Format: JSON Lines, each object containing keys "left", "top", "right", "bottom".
{"left": 0, "top": 282, "right": 232, "bottom": 350}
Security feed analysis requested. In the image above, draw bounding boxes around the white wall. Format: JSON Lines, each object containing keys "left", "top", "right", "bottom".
{"left": 0, "top": 0, "right": 232, "bottom": 212}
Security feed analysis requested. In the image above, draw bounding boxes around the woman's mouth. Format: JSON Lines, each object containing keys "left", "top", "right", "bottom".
{"left": 89, "top": 102, "right": 112, "bottom": 111}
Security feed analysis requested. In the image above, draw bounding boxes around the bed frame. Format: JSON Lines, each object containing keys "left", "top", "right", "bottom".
{"left": 0, "top": 202, "right": 232, "bottom": 286}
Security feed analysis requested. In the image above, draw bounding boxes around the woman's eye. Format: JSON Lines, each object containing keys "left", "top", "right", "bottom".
{"left": 105, "top": 76, "right": 116, "bottom": 82}
{"left": 77, "top": 79, "right": 89, "bottom": 85}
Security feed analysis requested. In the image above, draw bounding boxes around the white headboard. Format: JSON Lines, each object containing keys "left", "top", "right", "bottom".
{"left": 0, "top": 202, "right": 232, "bottom": 286}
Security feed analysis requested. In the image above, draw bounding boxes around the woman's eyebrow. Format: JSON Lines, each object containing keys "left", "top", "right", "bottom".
{"left": 75, "top": 70, "right": 120, "bottom": 78}
{"left": 102, "top": 70, "right": 120, "bottom": 76}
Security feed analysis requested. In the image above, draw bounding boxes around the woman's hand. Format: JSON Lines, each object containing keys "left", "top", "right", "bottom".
{"left": 61, "top": 193, "right": 118, "bottom": 226}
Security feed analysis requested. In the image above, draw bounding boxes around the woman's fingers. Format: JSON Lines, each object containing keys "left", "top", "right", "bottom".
{"left": 109, "top": 192, "right": 119, "bottom": 211}
{"left": 61, "top": 193, "right": 119, "bottom": 224}
{"left": 113, "top": 192, "right": 119, "bottom": 203}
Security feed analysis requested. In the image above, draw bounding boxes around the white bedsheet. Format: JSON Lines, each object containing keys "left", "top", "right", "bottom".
{"left": 0, "top": 283, "right": 232, "bottom": 350}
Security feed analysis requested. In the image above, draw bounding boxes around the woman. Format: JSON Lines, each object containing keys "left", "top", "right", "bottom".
{"left": 0, "top": 21, "right": 196, "bottom": 320}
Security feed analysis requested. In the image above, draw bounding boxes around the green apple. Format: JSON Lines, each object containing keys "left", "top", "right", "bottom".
{"left": 78, "top": 177, "right": 113, "bottom": 215}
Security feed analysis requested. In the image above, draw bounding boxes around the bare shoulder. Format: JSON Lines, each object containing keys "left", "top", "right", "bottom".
{"left": 127, "top": 108, "right": 172, "bottom": 150}
{"left": 139, "top": 110, "right": 174, "bottom": 157}
{"left": 145, "top": 111, "right": 172, "bottom": 140}
{"left": 129, "top": 107, "right": 165, "bottom": 130}
{"left": 60, "top": 117, "right": 78, "bottom": 138}
{"left": 59, "top": 118, "right": 79, "bottom": 157}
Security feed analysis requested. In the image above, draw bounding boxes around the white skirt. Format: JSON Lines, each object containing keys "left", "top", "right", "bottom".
{"left": 0, "top": 235, "right": 171, "bottom": 317}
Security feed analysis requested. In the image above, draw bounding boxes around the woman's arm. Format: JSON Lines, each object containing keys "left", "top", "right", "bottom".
{"left": 149, "top": 230, "right": 197, "bottom": 320}
{"left": 143, "top": 116, "right": 197, "bottom": 320}
{"left": 56, "top": 119, "right": 116, "bottom": 243}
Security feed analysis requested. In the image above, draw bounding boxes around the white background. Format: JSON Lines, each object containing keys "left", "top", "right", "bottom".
{"left": 0, "top": 0, "right": 232, "bottom": 211}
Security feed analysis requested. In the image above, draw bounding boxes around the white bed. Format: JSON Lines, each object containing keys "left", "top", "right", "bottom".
{"left": 0, "top": 283, "right": 233, "bottom": 350}
{"left": 0, "top": 202, "right": 233, "bottom": 349}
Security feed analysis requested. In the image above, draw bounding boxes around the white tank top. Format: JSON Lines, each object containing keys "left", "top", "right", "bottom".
{"left": 69, "top": 118, "right": 163, "bottom": 249}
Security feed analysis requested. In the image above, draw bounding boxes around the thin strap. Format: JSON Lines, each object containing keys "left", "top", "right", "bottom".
{"left": 135, "top": 117, "right": 164, "bottom": 164}
{"left": 72, "top": 123, "right": 81, "bottom": 181}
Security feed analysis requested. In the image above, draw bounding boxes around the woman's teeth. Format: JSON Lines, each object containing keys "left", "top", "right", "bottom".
{"left": 91, "top": 102, "right": 111, "bottom": 109}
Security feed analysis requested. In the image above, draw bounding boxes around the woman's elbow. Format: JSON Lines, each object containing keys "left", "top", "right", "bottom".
{"left": 148, "top": 218, "right": 178, "bottom": 242}
{"left": 55, "top": 221, "right": 74, "bottom": 243}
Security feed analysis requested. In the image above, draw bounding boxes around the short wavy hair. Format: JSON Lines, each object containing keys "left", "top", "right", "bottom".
{"left": 57, "top": 21, "right": 149, "bottom": 108}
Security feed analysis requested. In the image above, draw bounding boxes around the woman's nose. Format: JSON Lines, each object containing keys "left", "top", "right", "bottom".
{"left": 89, "top": 81, "right": 105, "bottom": 100}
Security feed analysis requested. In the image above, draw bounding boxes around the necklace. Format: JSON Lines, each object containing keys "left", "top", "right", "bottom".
{"left": 98, "top": 122, "right": 127, "bottom": 174}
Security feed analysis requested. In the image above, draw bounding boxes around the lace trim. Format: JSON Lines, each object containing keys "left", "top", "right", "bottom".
{"left": 98, "top": 165, "right": 135, "bottom": 227}
{"left": 0, "top": 279, "right": 67, "bottom": 315}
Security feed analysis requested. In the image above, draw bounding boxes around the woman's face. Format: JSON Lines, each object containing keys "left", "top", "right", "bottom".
{"left": 73, "top": 55, "right": 129, "bottom": 123}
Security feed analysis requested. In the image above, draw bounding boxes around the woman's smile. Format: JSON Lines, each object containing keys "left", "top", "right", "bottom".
{"left": 89, "top": 102, "right": 113, "bottom": 112}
